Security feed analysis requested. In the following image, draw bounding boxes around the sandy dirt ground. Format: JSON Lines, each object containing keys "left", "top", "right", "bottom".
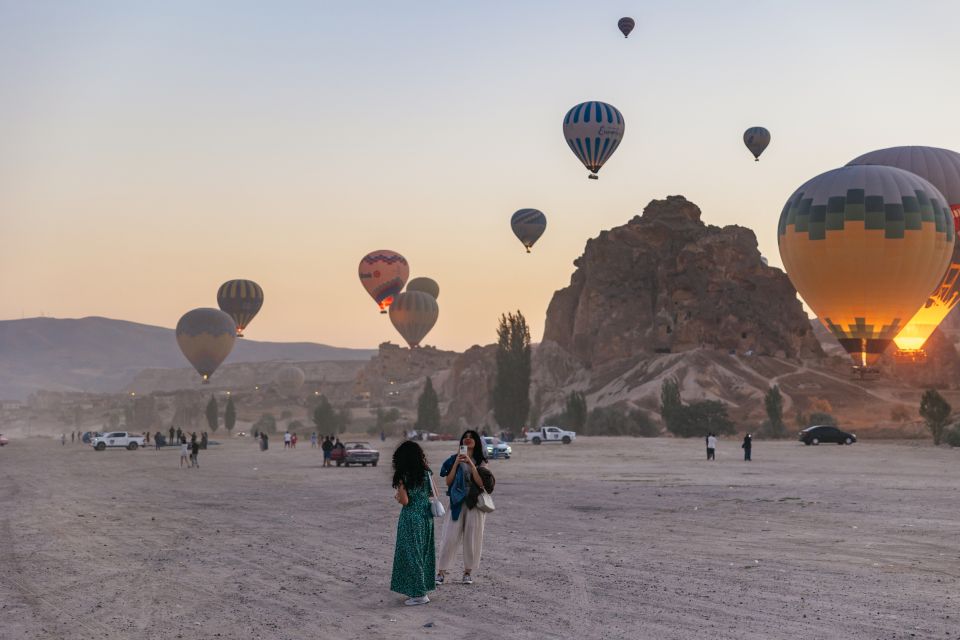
{"left": 1, "top": 434, "right": 959, "bottom": 640}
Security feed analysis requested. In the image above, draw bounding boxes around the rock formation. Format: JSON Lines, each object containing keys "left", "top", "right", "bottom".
{"left": 543, "top": 196, "right": 823, "bottom": 368}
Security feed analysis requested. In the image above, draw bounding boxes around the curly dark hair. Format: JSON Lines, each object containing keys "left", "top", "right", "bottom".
{"left": 460, "top": 430, "right": 487, "bottom": 466}
{"left": 392, "top": 440, "right": 431, "bottom": 490}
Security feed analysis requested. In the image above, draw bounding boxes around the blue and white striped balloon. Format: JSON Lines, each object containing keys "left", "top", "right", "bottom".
{"left": 562, "top": 101, "right": 625, "bottom": 179}
{"left": 511, "top": 209, "right": 547, "bottom": 253}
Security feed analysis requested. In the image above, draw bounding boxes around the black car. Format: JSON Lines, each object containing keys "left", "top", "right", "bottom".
{"left": 799, "top": 425, "right": 856, "bottom": 445}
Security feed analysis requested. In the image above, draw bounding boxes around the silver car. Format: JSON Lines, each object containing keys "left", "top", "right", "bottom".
{"left": 482, "top": 437, "right": 512, "bottom": 459}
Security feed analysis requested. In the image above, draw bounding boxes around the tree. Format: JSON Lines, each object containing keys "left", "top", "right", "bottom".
{"left": 253, "top": 413, "right": 276, "bottom": 433}
{"left": 764, "top": 385, "right": 786, "bottom": 438}
{"left": 920, "top": 389, "right": 952, "bottom": 445}
{"left": 660, "top": 378, "right": 682, "bottom": 432}
{"left": 492, "top": 311, "right": 532, "bottom": 433}
{"left": 205, "top": 395, "right": 219, "bottom": 432}
{"left": 565, "top": 392, "right": 588, "bottom": 431}
{"left": 224, "top": 397, "right": 236, "bottom": 433}
{"left": 415, "top": 377, "right": 441, "bottom": 433}
{"left": 584, "top": 406, "right": 660, "bottom": 436}
{"left": 335, "top": 408, "right": 352, "bottom": 434}
{"left": 312, "top": 395, "right": 338, "bottom": 434}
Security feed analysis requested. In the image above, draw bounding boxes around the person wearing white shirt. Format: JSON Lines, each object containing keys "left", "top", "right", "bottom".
{"left": 706, "top": 434, "right": 717, "bottom": 460}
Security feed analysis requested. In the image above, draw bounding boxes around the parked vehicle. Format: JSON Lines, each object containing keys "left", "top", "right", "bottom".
{"left": 0, "top": 434, "right": 8, "bottom": 446}
{"left": 524, "top": 426, "right": 576, "bottom": 445}
{"left": 482, "top": 436, "right": 512, "bottom": 459}
{"left": 333, "top": 441, "right": 380, "bottom": 467}
{"left": 799, "top": 425, "right": 857, "bottom": 446}
{"left": 90, "top": 431, "right": 145, "bottom": 451}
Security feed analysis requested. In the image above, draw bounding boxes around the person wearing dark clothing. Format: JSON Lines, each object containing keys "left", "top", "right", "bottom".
{"left": 176, "top": 428, "right": 182, "bottom": 443}
{"left": 261, "top": 432, "right": 269, "bottom": 451}
{"left": 155, "top": 432, "right": 162, "bottom": 451}
{"left": 321, "top": 436, "right": 333, "bottom": 466}
{"left": 742, "top": 434, "right": 753, "bottom": 461}
{"left": 201, "top": 432, "right": 208, "bottom": 450}
{"left": 191, "top": 439, "right": 200, "bottom": 468}
{"left": 169, "top": 427, "right": 175, "bottom": 443}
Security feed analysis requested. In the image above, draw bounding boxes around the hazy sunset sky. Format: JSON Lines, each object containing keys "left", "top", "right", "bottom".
{"left": 3, "top": 1, "right": 960, "bottom": 351}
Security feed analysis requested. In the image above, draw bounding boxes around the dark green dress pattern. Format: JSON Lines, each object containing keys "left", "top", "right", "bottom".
{"left": 390, "top": 473, "right": 436, "bottom": 597}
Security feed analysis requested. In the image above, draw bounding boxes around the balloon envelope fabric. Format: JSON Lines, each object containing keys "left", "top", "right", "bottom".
{"left": 777, "top": 164, "right": 954, "bottom": 366}
{"left": 176, "top": 308, "right": 237, "bottom": 382}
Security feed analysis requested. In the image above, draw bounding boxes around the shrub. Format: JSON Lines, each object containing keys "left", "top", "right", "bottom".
{"left": 944, "top": 425, "right": 960, "bottom": 448}
{"left": 584, "top": 406, "right": 661, "bottom": 436}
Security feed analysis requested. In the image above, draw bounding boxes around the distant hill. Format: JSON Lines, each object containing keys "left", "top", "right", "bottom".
{"left": 0, "top": 316, "right": 375, "bottom": 400}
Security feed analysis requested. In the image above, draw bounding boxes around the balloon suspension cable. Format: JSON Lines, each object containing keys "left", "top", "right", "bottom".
{"left": 525, "top": 246, "right": 531, "bottom": 254}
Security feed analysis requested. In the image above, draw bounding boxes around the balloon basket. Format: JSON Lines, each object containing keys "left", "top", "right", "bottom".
{"left": 380, "top": 310, "right": 387, "bottom": 315}
{"left": 894, "top": 348, "right": 927, "bottom": 364}
{"left": 588, "top": 174, "right": 598, "bottom": 180}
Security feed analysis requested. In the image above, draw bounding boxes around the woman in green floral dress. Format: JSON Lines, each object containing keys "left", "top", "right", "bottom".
{"left": 390, "top": 441, "right": 436, "bottom": 606}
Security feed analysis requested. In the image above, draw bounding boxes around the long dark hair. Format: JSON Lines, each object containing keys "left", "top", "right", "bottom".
{"left": 392, "top": 440, "right": 430, "bottom": 490}
{"left": 460, "top": 430, "right": 487, "bottom": 466}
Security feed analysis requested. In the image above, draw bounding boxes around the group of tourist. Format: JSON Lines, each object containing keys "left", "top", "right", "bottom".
{"left": 177, "top": 432, "right": 202, "bottom": 468}
{"left": 390, "top": 429, "right": 495, "bottom": 606}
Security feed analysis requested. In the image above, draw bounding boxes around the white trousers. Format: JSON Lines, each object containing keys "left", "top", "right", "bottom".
{"left": 437, "top": 506, "right": 486, "bottom": 574}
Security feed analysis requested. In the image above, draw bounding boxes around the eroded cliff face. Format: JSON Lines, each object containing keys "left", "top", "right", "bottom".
{"left": 543, "top": 196, "right": 823, "bottom": 367}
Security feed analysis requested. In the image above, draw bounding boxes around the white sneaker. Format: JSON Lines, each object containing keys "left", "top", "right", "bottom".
{"left": 404, "top": 596, "right": 430, "bottom": 606}
{"left": 462, "top": 574, "right": 473, "bottom": 585}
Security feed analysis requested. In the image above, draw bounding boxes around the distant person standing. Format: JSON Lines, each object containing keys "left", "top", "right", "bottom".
{"left": 742, "top": 434, "right": 752, "bottom": 461}
{"left": 311, "top": 432, "right": 318, "bottom": 449}
{"left": 71, "top": 431, "right": 75, "bottom": 443}
{"left": 155, "top": 432, "right": 162, "bottom": 451}
{"left": 381, "top": 430, "right": 386, "bottom": 442}
{"left": 291, "top": 433, "right": 298, "bottom": 449}
{"left": 191, "top": 438, "right": 200, "bottom": 468}
{"left": 321, "top": 436, "right": 333, "bottom": 467}
{"left": 180, "top": 438, "right": 189, "bottom": 468}
{"left": 390, "top": 440, "right": 435, "bottom": 606}
{"left": 176, "top": 428, "right": 182, "bottom": 443}
{"left": 260, "top": 432, "right": 269, "bottom": 451}
{"left": 283, "top": 431, "right": 292, "bottom": 449}
{"left": 60, "top": 433, "right": 65, "bottom": 446}
{"left": 169, "top": 426, "right": 175, "bottom": 443}
{"left": 707, "top": 433, "right": 717, "bottom": 461}
{"left": 201, "top": 432, "right": 208, "bottom": 450}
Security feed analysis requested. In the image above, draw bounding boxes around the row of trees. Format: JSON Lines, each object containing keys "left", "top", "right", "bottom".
{"left": 204, "top": 395, "right": 237, "bottom": 432}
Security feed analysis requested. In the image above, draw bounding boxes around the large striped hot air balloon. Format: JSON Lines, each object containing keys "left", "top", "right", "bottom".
{"left": 176, "top": 308, "right": 237, "bottom": 384}
{"left": 778, "top": 165, "right": 954, "bottom": 367}
{"left": 406, "top": 277, "right": 439, "bottom": 300}
{"left": 389, "top": 291, "right": 439, "bottom": 348}
{"left": 617, "top": 17, "right": 635, "bottom": 38}
{"left": 510, "top": 209, "right": 547, "bottom": 253}
{"left": 743, "top": 127, "right": 770, "bottom": 161}
{"left": 847, "top": 146, "right": 960, "bottom": 354}
{"left": 217, "top": 279, "right": 264, "bottom": 337}
{"left": 359, "top": 250, "right": 409, "bottom": 314}
{"left": 562, "top": 101, "right": 624, "bottom": 179}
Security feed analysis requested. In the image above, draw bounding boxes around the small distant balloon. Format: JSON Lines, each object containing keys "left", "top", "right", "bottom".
{"left": 618, "top": 17, "right": 635, "bottom": 38}
{"left": 176, "top": 308, "right": 237, "bottom": 384}
{"left": 275, "top": 365, "right": 305, "bottom": 394}
{"left": 359, "top": 250, "right": 409, "bottom": 314}
{"left": 743, "top": 127, "right": 770, "bottom": 161}
{"left": 563, "top": 101, "right": 625, "bottom": 179}
{"left": 217, "top": 279, "right": 264, "bottom": 337}
{"left": 389, "top": 291, "right": 439, "bottom": 348}
{"left": 511, "top": 209, "right": 547, "bottom": 253}
{"left": 407, "top": 277, "right": 439, "bottom": 300}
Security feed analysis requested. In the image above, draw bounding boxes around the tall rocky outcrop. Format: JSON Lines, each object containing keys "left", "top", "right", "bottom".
{"left": 543, "top": 196, "right": 823, "bottom": 367}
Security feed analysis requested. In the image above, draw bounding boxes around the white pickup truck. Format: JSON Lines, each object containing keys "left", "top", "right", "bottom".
{"left": 91, "top": 431, "right": 145, "bottom": 451}
{"left": 524, "top": 426, "right": 576, "bottom": 445}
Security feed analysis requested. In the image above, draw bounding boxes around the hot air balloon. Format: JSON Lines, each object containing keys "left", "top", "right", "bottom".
{"left": 389, "top": 291, "right": 438, "bottom": 348}
{"left": 407, "top": 277, "right": 439, "bottom": 300}
{"left": 743, "top": 127, "right": 770, "bottom": 161}
{"left": 778, "top": 165, "right": 954, "bottom": 368}
{"left": 563, "top": 101, "right": 624, "bottom": 179}
{"left": 359, "top": 250, "right": 409, "bottom": 314}
{"left": 511, "top": 209, "right": 547, "bottom": 252}
{"left": 176, "top": 308, "right": 237, "bottom": 384}
{"left": 847, "top": 146, "right": 960, "bottom": 354}
{"left": 275, "top": 365, "right": 305, "bottom": 394}
{"left": 217, "top": 279, "right": 264, "bottom": 337}
{"left": 617, "top": 17, "right": 635, "bottom": 38}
